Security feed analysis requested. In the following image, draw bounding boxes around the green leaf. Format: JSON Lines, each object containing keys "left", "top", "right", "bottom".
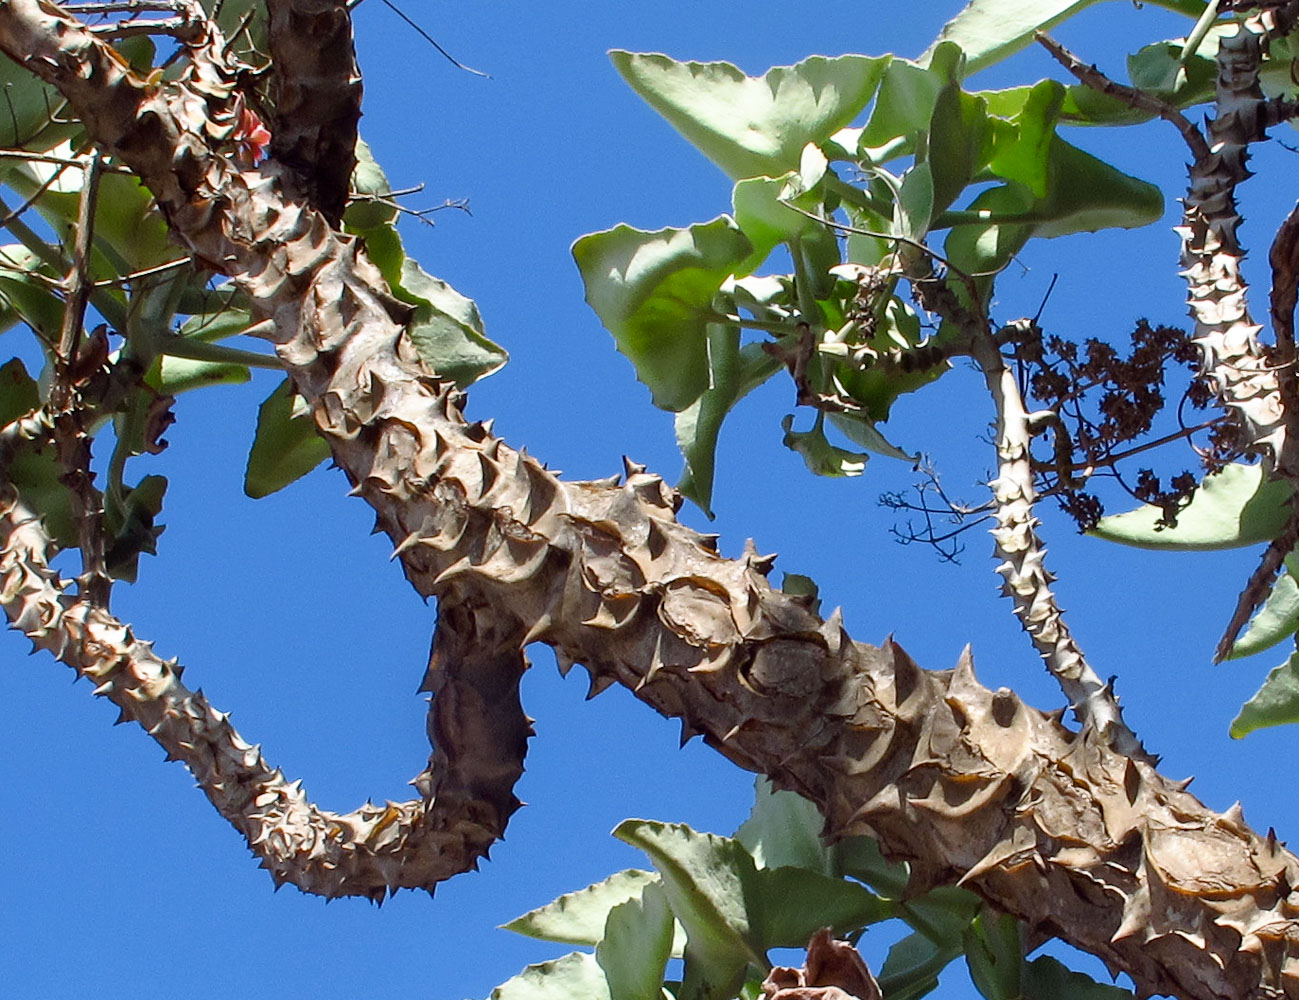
{"left": 0, "top": 246, "right": 65, "bottom": 344}
{"left": 828, "top": 412, "right": 917, "bottom": 462}
{"left": 923, "top": 1, "right": 1115, "bottom": 75}
{"left": 985, "top": 80, "right": 1063, "bottom": 198}
{"left": 614, "top": 820, "right": 765, "bottom": 1000}
{"left": 344, "top": 140, "right": 506, "bottom": 389}
{"left": 244, "top": 377, "right": 331, "bottom": 499}
{"left": 834, "top": 836, "right": 910, "bottom": 898}
{"left": 573, "top": 219, "right": 755, "bottom": 412}
{"left": 152, "top": 355, "right": 251, "bottom": 396}
{"left": 1230, "top": 555, "right": 1299, "bottom": 660}
{"left": 486, "top": 952, "right": 612, "bottom": 1000}
{"left": 734, "top": 777, "right": 832, "bottom": 875}
{"left": 963, "top": 909, "right": 1024, "bottom": 1000}
{"left": 503, "top": 870, "right": 669, "bottom": 948}
{"left": 731, "top": 174, "right": 836, "bottom": 260}
{"left": 596, "top": 881, "right": 675, "bottom": 1000}
{"left": 781, "top": 413, "right": 867, "bottom": 478}
{"left": 611, "top": 51, "right": 891, "bottom": 181}
{"left": 0, "top": 357, "right": 74, "bottom": 546}
{"left": 754, "top": 866, "right": 894, "bottom": 948}
{"left": 860, "top": 60, "right": 945, "bottom": 159}
{"left": 1231, "top": 648, "right": 1299, "bottom": 738}
{"left": 879, "top": 931, "right": 959, "bottom": 1000}
{"left": 945, "top": 135, "right": 1163, "bottom": 277}
{"left": 1091, "top": 463, "right": 1291, "bottom": 550}
{"left": 926, "top": 81, "right": 994, "bottom": 218}
{"left": 103, "top": 474, "right": 167, "bottom": 583}
{"left": 896, "top": 162, "right": 935, "bottom": 241}
{"left": 1022, "top": 955, "right": 1134, "bottom": 1000}
{"left": 675, "top": 332, "right": 781, "bottom": 516}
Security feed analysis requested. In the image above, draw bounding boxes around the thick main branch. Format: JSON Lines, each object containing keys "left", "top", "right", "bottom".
{"left": 4, "top": 2, "right": 1299, "bottom": 997}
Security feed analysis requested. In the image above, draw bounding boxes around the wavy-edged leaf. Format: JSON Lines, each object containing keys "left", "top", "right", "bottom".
{"left": 595, "top": 881, "right": 675, "bottom": 1000}
{"left": 1022, "top": 954, "right": 1134, "bottom": 1000}
{"left": 345, "top": 140, "right": 506, "bottom": 388}
{"left": 1091, "top": 463, "right": 1291, "bottom": 550}
{"left": 503, "top": 869, "right": 665, "bottom": 948}
{"left": 1231, "top": 648, "right": 1299, "bottom": 738}
{"left": 923, "top": 1, "right": 1130, "bottom": 75}
{"left": 611, "top": 51, "right": 891, "bottom": 181}
{"left": 675, "top": 332, "right": 781, "bottom": 517}
{"left": 486, "top": 952, "right": 611, "bottom": 1000}
{"left": 835, "top": 836, "right": 910, "bottom": 898}
{"left": 1230, "top": 555, "right": 1299, "bottom": 660}
{"left": 781, "top": 413, "right": 867, "bottom": 478}
{"left": 244, "top": 377, "right": 331, "bottom": 499}
{"left": 614, "top": 820, "right": 764, "bottom": 1000}
{"left": 735, "top": 777, "right": 832, "bottom": 875}
{"left": 0, "top": 244, "right": 64, "bottom": 343}
{"left": 574, "top": 219, "right": 755, "bottom": 412}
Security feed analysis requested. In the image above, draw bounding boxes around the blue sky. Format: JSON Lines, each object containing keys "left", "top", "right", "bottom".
{"left": 2, "top": 2, "right": 1294, "bottom": 998}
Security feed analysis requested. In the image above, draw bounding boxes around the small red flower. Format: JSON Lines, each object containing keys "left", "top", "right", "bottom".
{"left": 231, "top": 95, "right": 271, "bottom": 165}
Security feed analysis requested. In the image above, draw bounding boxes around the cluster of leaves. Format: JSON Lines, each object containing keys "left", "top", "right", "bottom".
{"left": 1017, "top": 318, "right": 1232, "bottom": 532}
{"left": 572, "top": 29, "right": 1170, "bottom": 516}
{"left": 486, "top": 780, "right": 1132, "bottom": 1000}
{"left": 0, "top": 0, "right": 505, "bottom": 584}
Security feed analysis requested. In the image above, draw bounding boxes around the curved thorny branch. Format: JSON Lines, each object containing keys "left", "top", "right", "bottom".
{"left": 9, "top": 1, "right": 1299, "bottom": 997}
{"left": 1042, "top": 4, "right": 1299, "bottom": 662}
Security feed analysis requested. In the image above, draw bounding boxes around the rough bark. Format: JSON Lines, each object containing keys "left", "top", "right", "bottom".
{"left": 6, "top": 2, "right": 1299, "bottom": 998}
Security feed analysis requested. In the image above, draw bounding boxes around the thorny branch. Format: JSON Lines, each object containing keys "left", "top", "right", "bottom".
{"left": 1041, "top": 7, "right": 1299, "bottom": 663}
{"left": 8, "top": 0, "right": 1299, "bottom": 997}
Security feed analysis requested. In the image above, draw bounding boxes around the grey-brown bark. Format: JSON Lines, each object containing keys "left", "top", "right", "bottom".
{"left": 6, "top": 2, "right": 1299, "bottom": 998}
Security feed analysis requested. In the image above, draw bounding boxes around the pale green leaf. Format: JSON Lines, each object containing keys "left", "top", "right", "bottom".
{"left": 487, "top": 952, "right": 611, "bottom": 1000}
{"left": 734, "top": 778, "right": 832, "bottom": 875}
{"left": 675, "top": 333, "right": 781, "bottom": 516}
{"left": 1231, "top": 649, "right": 1299, "bottom": 738}
{"left": 828, "top": 412, "right": 917, "bottom": 462}
{"left": 1230, "top": 555, "right": 1299, "bottom": 660}
{"left": 1090, "top": 463, "right": 1291, "bottom": 550}
{"left": 781, "top": 414, "right": 867, "bottom": 477}
{"left": 611, "top": 51, "right": 891, "bottom": 180}
{"left": 503, "top": 870, "right": 665, "bottom": 948}
{"left": 614, "top": 819, "right": 765, "bottom": 1000}
{"left": 573, "top": 219, "right": 755, "bottom": 412}
{"left": 244, "top": 377, "right": 331, "bottom": 499}
{"left": 896, "top": 162, "right": 935, "bottom": 240}
{"left": 596, "top": 882, "right": 675, "bottom": 1000}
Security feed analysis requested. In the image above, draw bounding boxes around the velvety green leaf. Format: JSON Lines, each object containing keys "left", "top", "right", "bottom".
{"left": 487, "top": 952, "right": 611, "bottom": 1000}
{"left": 945, "top": 135, "right": 1162, "bottom": 276}
{"left": 922, "top": 1, "right": 1108, "bottom": 75}
{"left": 503, "top": 870, "right": 666, "bottom": 948}
{"left": 734, "top": 778, "right": 832, "bottom": 875}
{"left": 675, "top": 333, "right": 781, "bottom": 516}
{"left": 860, "top": 60, "right": 944, "bottom": 159}
{"left": 1022, "top": 955, "right": 1134, "bottom": 999}
{"left": 399, "top": 263, "right": 508, "bottom": 388}
{"left": 904, "top": 886, "right": 983, "bottom": 944}
{"left": 781, "top": 414, "right": 867, "bottom": 478}
{"left": 963, "top": 910, "right": 1024, "bottom": 1000}
{"left": 1230, "top": 555, "right": 1299, "bottom": 660}
{"left": 732, "top": 174, "right": 832, "bottom": 256}
{"left": 985, "top": 80, "right": 1063, "bottom": 197}
{"left": 1091, "top": 463, "right": 1291, "bottom": 550}
{"left": 104, "top": 474, "right": 167, "bottom": 583}
{"left": 244, "top": 377, "right": 331, "bottom": 499}
{"left": 574, "top": 219, "right": 755, "bottom": 412}
{"left": 828, "top": 412, "right": 917, "bottom": 462}
{"left": 596, "top": 881, "right": 675, "bottom": 1000}
{"left": 927, "top": 81, "right": 993, "bottom": 218}
{"left": 611, "top": 51, "right": 890, "bottom": 180}
{"left": 754, "top": 867, "right": 894, "bottom": 948}
{"left": 1231, "top": 648, "right": 1299, "bottom": 738}
{"left": 343, "top": 141, "right": 506, "bottom": 388}
{"left": 896, "top": 163, "right": 935, "bottom": 241}
{"left": 614, "top": 819, "right": 765, "bottom": 1000}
